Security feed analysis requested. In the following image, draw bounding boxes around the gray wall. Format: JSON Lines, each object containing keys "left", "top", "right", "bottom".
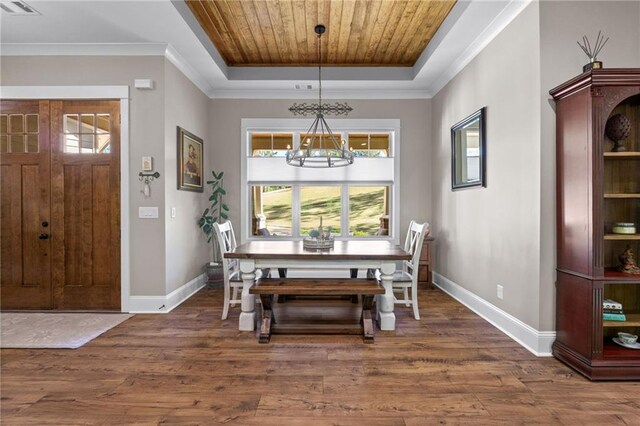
{"left": 164, "top": 60, "right": 211, "bottom": 294}
{"left": 431, "top": 3, "right": 543, "bottom": 329}
{"left": 207, "top": 99, "right": 431, "bottom": 242}
{"left": 431, "top": 0, "right": 640, "bottom": 331}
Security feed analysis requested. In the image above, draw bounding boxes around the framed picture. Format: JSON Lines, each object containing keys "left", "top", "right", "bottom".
{"left": 177, "top": 126, "right": 204, "bottom": 192}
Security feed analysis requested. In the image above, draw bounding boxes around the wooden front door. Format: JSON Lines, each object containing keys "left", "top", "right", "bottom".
{"left": 0, "top": 100, "right": 121, "bottom": 310}
{"left": 1, "top": 101, "right": 52, "bottom": 309}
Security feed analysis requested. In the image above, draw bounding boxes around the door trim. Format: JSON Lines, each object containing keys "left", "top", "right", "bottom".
{"left": 1, "top": 86, "right": 131, "bottom": 312}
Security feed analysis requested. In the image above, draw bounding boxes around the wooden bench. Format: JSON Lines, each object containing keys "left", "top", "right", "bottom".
{"left": 249, "top": 278, "right": 385, "bottom": 344}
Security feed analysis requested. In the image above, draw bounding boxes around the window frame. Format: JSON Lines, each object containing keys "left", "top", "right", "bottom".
{"left": 241, "top": 118, "right": 400, "bottom": 244}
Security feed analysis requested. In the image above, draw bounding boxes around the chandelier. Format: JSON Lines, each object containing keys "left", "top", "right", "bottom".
{"left": 286, "top": 24, "right": 354, "bottom": 168}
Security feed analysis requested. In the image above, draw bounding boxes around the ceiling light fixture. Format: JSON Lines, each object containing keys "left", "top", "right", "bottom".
{"left": 287, "top": 24, "right": 353, "bottom": 168}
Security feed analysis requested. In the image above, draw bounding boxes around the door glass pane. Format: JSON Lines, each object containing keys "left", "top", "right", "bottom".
{"left": 300, "top": 186, "right": 341, "bottom": 236}
{"left": 0, "top": 135, "right": 7, "bottom": 153}
{"left": 63, "top": 113, "right": 110, "bottom": 154}
{"left": 1, "top": 115, "right": 7, "bottom": 134}
{"left": 252, "top": 185, "right": 292, "bottom": 236}
{"left": 81, "top": 134, "right": 95, "bottom": 153}
{"left": 10, "top": 115, "right": 24, "bottom": 133}
{"left": 97, "top": 135, "right": 111, "bottom": 153}
{"left": 10, "top": 135, "right": 25, "bottom": 153}
{"left": 64, "top": 134, "right": 79, "bottom": 153}
{"left": 64, "top": 114, "right": 79, "bottom": 134}
{"left": 349, "top": 186, "right": 388, "bottom": 236}
{"left": 81, "top": 114, "right": 95, "bottom": 133}
{"left": 25, "top": 114, "right": 38, "bottom": 133}
{"left": 96, "top": 114, "right": 110, "bottom": 133}
{"left": 26, "top": 134, "right": 39, "bottom": 153}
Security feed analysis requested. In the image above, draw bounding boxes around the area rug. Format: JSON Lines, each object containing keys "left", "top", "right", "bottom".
{"left": 0, "top": 313, "right": 133, "bottom": 349}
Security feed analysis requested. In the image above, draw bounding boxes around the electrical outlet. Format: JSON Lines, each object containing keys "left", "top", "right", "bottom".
{"left": 497, "top": 285, "right": 504, "bottom": 300}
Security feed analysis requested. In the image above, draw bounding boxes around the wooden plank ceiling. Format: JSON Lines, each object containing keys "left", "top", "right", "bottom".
{"left": 186, "top": 0, "right": 457, "bottom": 67}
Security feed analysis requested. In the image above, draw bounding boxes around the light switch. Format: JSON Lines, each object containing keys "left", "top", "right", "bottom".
{"left": 138, "top": 206, "right": 159, "bottom": 219}
{"left": 171, "top": 207, "right": 176, "bottom": 218}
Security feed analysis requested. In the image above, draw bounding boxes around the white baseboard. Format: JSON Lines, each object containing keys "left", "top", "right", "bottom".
{"left": 432, "top": 272, "right": 555, "bottom": 357}
{"left": 127, "top": 273, "right": 207, "bottom": 314}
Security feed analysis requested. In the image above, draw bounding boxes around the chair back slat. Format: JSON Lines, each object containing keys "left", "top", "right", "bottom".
{"left": 213, "top": 221, "right": 238, "bottom": 282}
{"left": 403, "top": 221, "right": 429, "bottom": 279}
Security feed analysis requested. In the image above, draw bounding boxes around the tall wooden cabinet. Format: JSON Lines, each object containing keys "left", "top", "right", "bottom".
{"left": 551, "top": 69, "right": 640, "bottom": 380}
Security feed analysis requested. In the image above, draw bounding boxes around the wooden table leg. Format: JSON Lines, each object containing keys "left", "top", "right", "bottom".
{"left": 362, "top": 294, "right": 375, "bottom": 343}
{"left": 258, "top": 294, "right": 274, "bottom": 344}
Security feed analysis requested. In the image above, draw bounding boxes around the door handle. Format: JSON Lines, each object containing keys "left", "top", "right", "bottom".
{"left": 38, "top": 233, "right": 49, "bottom": 240}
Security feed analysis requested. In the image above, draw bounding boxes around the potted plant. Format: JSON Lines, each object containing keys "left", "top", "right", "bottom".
{"left": 198, "top": 170, "right": 230, "bottom": 284}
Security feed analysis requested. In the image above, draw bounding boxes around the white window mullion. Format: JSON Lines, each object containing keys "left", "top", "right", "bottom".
{"left": 292, "top": 185, "right": 301, "bottom": 238}
{"left": 340, "top": 185, "right": 349, "bottom": 238}
{"left": 293, "top": 132, "right": 300, "bottom": 150}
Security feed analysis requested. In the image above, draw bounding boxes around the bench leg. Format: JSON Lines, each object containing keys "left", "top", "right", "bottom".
{"left": 362, "top": 294, "right": 375, "bottom": 343}
{"left": 258, "top": 294, "right": 274, "bottom": 343}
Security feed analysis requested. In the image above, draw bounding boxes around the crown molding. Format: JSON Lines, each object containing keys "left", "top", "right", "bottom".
{"left": 209, "top": 88, "right": 430, "bottom": 100}
{"left": 164, "top": 44, "right": 214, "bottom": 97}
{"left": 0, "top": 42, "right": 168, "bottom": 56}
{"left": 425, "top": 0, "right": 532, "bottom": 97}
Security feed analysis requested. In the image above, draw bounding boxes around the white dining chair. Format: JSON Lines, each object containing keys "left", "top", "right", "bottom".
{"left": 213, "top": 221, "right": 243, "bottom": 320}
{"left": 377, "top": 220, "right": 429, "bottom": 320}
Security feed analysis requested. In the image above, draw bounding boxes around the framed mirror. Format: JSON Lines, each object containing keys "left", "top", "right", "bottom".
{"left": 451, "top": 107, "right": 486, "bottom": 190}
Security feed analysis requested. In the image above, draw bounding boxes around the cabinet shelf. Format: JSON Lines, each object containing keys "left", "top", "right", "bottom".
{"left": 604, "top": 152, "right": 640, "bottom": 159}
{"left": 603, "top": 340, "right": 640, "bottom": 359}
{"left": 604, "top": 193, "right": 640, "bottom": 198}
{"left": 603, "top": 269, "right": 640, "bottom": 281}
{"left": 603, "top": 313, "right": 640, "bottom": 327}
{"left": 604, "top": 234, "right": 640, "bottom": 240}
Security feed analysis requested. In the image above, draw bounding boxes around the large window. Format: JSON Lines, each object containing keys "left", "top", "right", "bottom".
{"left": 250, "top": 184, "right": 390, "bottom": 238}
{"left": 242, "top": 119, "right": 399, "bottom": 241}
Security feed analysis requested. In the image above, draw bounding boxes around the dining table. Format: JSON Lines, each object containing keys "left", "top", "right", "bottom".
{"left": 225, "top": 240, "right": 412, "bottom": 332}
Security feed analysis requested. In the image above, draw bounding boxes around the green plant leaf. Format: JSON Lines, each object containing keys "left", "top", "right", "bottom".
{"left": 220, "top": 212, "right": 228, "bottom": 220}
{"left": 203, "top": 208, "right": 210, "bottom": 215}
{"left": 205, "top": 217, "right": 214, "bottom": 224}
{"left": 197, "top": 217, "right": 205, "bottom": 227}
{"left": 212, "top": 217, "right": 218, "bottom": 223}
{"left": 209, "top": 194, "right": 216, "bottom": 201}
{"left": 203, "top": 224, "right": 212, "bottom": 234}
{"left": 222, "top": 204, "right": 229, "bottom": 211}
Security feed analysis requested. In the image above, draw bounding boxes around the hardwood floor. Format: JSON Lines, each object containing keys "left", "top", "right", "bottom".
{"left": 2, "top": 286, "right": 639, "bottom": 425}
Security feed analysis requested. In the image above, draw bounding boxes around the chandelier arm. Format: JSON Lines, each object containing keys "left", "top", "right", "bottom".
{"left": 322, "top": 118, "right": 342, "bottom": 150}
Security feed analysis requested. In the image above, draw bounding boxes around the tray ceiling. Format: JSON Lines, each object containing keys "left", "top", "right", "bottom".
{"left": 185, "top": 0, "right": 457, "bottom": 67}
